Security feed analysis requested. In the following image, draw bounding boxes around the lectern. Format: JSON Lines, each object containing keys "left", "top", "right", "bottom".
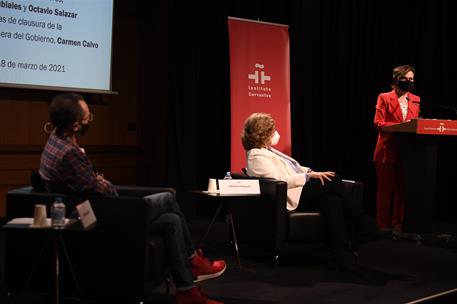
{"left": 383, "top": 119, "right": 457, "bottom": 236}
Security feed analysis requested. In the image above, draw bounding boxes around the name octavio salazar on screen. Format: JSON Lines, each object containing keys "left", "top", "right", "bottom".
{"left": 1, "top": 1, "right": 78, "bottom": 19}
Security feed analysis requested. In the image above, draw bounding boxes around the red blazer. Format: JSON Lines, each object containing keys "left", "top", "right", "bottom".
{"left": 373, "top": 90, "right": 420, "bottom": 164}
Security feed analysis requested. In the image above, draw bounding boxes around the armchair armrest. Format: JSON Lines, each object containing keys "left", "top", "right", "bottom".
{"left": 342, "top": 179, "right": 364, "bottom": 210}
{"left": 229, "top": 175, "right": 288, "bottom": 253}
{"left": 115, "top": 185, "right": 175, "bottom": 198}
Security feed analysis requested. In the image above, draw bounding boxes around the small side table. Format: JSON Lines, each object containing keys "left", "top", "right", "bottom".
{"left": 192, "top": 191, "right": 260, "bottom": 271}
{"left": 2, "top": 220, "right": 91, "bottom": 304}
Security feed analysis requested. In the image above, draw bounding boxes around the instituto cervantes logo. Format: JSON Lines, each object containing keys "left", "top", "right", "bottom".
{"left": 248, "top": 63, "right": 272, "bottom": 98}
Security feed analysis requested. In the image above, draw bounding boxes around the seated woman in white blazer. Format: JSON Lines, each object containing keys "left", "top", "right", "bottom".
{"left": 241, "top": 112, "right": 385, "bottom": 271}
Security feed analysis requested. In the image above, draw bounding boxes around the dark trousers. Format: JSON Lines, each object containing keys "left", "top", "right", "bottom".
{"left": 145, "top": 192, "right": 196, "bottom": 290}
{"left": 296, "top": 175, "right": 366, "bottom": 253}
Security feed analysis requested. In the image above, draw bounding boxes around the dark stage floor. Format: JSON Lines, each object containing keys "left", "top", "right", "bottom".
{"left": 1, "top": 218, "right": 456, "bottom": 304}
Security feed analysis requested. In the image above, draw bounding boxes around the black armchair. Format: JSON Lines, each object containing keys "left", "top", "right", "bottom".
{"left": 3, "top": 185, "right": 172, "bottom": 302}
{"left": 229, "top": 173, "right": 364, "bottom": 265}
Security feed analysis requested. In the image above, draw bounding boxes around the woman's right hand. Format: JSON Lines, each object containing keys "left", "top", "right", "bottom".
{"left": 308, "top": 171, "right": 335, "bottom": 185}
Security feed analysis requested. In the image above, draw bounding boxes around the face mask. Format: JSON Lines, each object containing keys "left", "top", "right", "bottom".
{"left": 397, "top": 79, "right": 414, "bottom": 92}
{"left": 78, "top": 123, "right": 90, "bottom": 136}
{"left": 271, "top": 130, "right": 280, "bottom": 146}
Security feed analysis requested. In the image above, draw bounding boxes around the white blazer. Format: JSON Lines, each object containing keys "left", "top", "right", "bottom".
{"left": 246, "top": 148, "right": 311, "bottom": 211}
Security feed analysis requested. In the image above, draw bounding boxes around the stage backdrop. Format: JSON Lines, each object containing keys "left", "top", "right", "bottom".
{"left": 228, "top": 17, "right": 291, "bottom": 172}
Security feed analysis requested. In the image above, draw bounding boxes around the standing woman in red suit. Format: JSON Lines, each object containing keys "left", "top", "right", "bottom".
{"left": 373, "top": 65, "right": 421, "bottom": 233}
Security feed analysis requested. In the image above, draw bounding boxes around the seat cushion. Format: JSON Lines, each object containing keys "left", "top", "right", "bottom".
{"left": 287, "top": 212, "right": 325, "bottom": 242}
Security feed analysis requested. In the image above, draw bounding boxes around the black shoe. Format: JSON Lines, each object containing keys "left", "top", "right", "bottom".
{"left": 360, "top": 230, "right": 393, "bottom": 243}
{"left": 372, "top": 229, "right": 393, "bottom": 239}
{"left": 330, "top": 260, "right": 360, "bottom": 274}
{"left": 380, "top": 228, "right": 392, "bottom": 233}
{"left": 329, "top": 248, "right": 358, "bottom": 273}
{"left": 359, "top": 217, "right": 393, "bottom": 240}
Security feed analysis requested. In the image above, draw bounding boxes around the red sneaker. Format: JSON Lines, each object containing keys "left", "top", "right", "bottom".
{"left": 191, "top": 249, "right": 226, "bottom": 283}
{"left": 175, "top": 287, "right": 223, "bottom": 304}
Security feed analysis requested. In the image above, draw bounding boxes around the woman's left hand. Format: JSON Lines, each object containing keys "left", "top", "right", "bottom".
{"left": 308, "top": 171, "right": 335, "bottom": 185}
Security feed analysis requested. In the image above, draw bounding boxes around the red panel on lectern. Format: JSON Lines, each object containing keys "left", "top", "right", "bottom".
{"left": 383, "top": 119, "right": 457, "bottom": 136}
{"left": 417, "top": 119, "right": 457, "bottom": 135}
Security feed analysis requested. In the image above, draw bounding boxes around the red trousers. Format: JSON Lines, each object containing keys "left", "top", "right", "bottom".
{"left": 375, "top": 162, "right": 405, "bottom": 231}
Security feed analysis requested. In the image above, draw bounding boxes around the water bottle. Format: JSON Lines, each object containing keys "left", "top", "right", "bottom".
{"left": 51, "top": 197, "right": 66, "bottom": 228}
{"left": 224, "top": 171, "right": 232, "bottom": 180}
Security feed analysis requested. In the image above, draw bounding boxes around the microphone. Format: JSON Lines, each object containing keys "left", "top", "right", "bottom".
{"left": 412, "top": 101, "right": 457, "bottom": 119}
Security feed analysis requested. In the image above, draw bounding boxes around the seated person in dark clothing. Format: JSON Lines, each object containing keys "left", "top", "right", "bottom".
{"left": 39, "top": 93, "right": 226, "bottom": 304}
{"left": 241, "top": 112, "right": 388, "bottom": 271}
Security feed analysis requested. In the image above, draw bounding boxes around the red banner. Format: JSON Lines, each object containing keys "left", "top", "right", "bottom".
{"left": 228, "top": 17, "right": 291, "bottom": 172}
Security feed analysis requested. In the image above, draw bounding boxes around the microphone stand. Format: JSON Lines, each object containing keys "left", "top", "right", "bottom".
{"left": 412, "top": 101, "right": 457, "bottom": 119}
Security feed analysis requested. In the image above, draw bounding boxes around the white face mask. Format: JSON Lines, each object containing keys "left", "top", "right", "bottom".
{"left": 271, "top": 130, "right": 280, "bottom": 146}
